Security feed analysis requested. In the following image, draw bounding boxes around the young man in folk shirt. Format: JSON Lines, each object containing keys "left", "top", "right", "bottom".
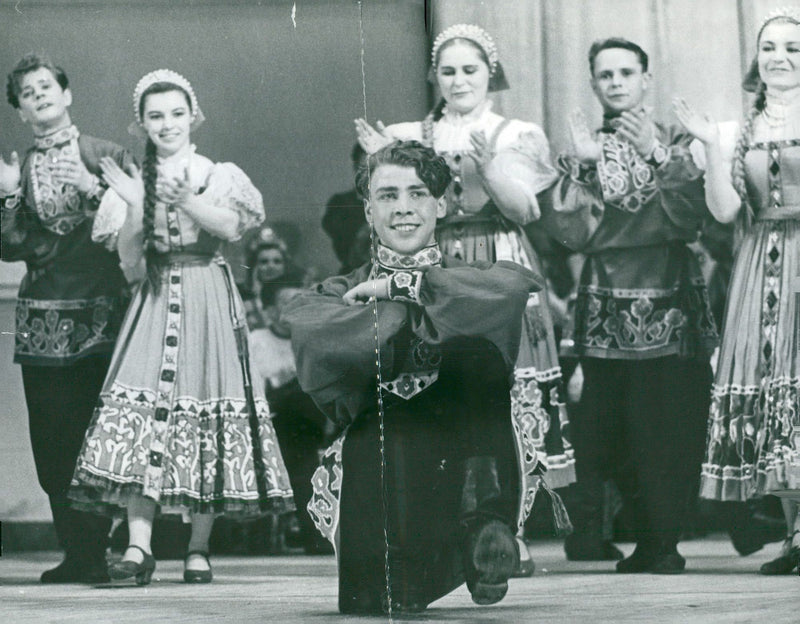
{"left": 540, "top": 38, "right": 717, "bottom": 574}
{"left": 0, "top": 54, "right": 133, "bottom": 583}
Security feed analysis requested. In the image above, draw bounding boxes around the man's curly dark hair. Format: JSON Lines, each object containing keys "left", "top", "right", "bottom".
{"left": 355, "top": 140, "right": 452, "bottom": 200}
{"left": 6, "top": 53, "right": 69, "bottom": 109}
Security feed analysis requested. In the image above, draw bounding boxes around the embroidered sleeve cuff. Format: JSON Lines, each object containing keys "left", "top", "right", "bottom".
{"left": 0, "top": 188, "right": 22, "bottom": 212}
{"left": 645, "top": 140, "right": 670, "bottom": 168}
{"left": 387, "top": 270, "right": 423, "bottom": 304}
{"left": 557, "top": 155, "right": 596, "bottom": 184}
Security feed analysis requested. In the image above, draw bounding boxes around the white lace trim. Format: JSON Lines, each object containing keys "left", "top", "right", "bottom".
{"left": 434, "top": 100, "right": 505, "bottom": 152}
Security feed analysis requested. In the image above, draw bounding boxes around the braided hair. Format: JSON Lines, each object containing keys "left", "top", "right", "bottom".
{"left": 136, "top": 81, "right": 193, "bottom": 293}
{"left": 141, "top": 137, "right": 161, "bottom": 292}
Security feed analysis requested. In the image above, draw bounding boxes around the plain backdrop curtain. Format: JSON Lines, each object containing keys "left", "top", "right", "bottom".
{"left": 428, "top": 0, "right": 793, "bottom": 153}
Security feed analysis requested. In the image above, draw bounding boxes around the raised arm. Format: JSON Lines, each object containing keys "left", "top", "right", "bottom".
{"left": 1, "top": 152, "right": 60, "bottom": 265}
{"left": 673, "top": 97, "right": 742, "bottom": 223}
{"left": 536, "top": 111, "right": 605, "bottom": 251}
{"left": 472, "top": 124, "right": 558, "bottom": 225}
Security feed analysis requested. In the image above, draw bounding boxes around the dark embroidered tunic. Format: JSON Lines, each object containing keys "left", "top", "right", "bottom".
{"left": 285, "top": 245, "right": 547, "bottom": 550}
{"left": 540, "top": 121, "right": 718, "bottom": 359}
{"left": 0, "top": 126, "right": 132, "bottom": 366}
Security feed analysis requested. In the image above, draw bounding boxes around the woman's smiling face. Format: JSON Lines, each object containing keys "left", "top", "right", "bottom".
{"left": 758, "top": 20, "right": 800, "bottom": 92}
{"left": 142, "top": 89, "right": 193, "bottom": 157}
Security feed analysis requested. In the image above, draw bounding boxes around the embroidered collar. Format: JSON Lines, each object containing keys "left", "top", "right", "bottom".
{"left": 441, "top": 100, "right": 493, "bottom": 128}
{"left": 34, "top": 125, "right": 79, "bottom": 150}
{"left": 376, "top": 243, "right": 442, "bottom": 271}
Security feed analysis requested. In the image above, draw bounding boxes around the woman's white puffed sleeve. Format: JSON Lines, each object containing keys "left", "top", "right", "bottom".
{"left": 202, "top": 163, "right": 265, "bottom": 240}
{"left": 91, "top": 188, "right": 128, "bottom": 250}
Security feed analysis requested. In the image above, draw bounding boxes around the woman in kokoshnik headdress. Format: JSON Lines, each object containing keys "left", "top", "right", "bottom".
{"left": 68, "top": 69, "right": 293, "bottom": 584}
{"left": 676, "top": 6, "right": 800, "bottom": 575}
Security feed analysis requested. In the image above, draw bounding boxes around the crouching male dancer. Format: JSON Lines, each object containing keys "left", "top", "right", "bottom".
{"left": 285, "top": 141, "right": 544, "bottom": 614}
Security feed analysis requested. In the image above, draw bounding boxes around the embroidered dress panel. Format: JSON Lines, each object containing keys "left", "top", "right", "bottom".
{"left": 69, "top": 151, "right": 293, "bottom": 517}
{"left": 700, "top": 129, "right": 800, "bottom": 500}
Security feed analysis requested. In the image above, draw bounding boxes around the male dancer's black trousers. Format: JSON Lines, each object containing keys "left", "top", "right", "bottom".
{"left": 22, "top": 355, "right": 112, "bottom": 565}
{"left": 570, "top": 355, "right": 711, "bottom": 550}
{"left": 337, "top": 338, "right": 520, "bottom": 613}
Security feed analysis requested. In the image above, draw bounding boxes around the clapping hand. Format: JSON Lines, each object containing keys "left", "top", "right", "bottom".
{"left": 0, "top": 151, "right": 21, "bottom": 195}
{"left": 158, "top": 168, "right": 193, "bottom": 208}
{"left": 568, "top": 109, "right": 602, "bottom": 163}
{"left": 470, "top": 130, "right": 493, "bottom": 171}
{"left": 617, "top": 108, "right": 657, "bottom": 157}
{"left": 673, "top": 97, "right": 719, "bottom": 145}
{"left": 343, "top": 277, "right": 390, "bottom": 305}
{"left": 99, "top": 157, "right": 144, "bottom": 207}
{"left": 50, "top": 153, "right": 95, "bottom": 193}
{"left": 354, "top": 118, "right": 394, "bottom": 154}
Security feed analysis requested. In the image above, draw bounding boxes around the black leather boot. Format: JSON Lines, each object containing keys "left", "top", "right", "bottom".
{"left": 42, "top": 498, "right": 110, "bottom": 584}
{"left": 460, "top": 456, "right": 518, "bottom": 605}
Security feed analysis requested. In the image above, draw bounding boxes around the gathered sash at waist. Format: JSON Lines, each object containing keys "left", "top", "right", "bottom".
{"left": 151, "top": 250, "right": 221, "bottom": 267}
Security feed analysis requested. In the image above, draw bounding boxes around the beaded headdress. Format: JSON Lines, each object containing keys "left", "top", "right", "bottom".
{"left": 758, "top": 5, "right": 800, "bottom": 37}
{"left": 743, "top": 7, "right": 800, "bottom": 93}
{"left": 432, "top": 24, "right": 499, "bottom": 74}
{"left": 128, "top": 68, "right": 205, "bottom": 138}
{"left": 429, "top": 24, "right": 509, "bottom": 92}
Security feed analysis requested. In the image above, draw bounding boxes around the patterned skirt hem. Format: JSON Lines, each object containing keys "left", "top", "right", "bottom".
{"left": 69, "top": 469, "right": 295, "bottom": 519}
{"left": 699, "top": 466, "right": 755, "bottom": 502}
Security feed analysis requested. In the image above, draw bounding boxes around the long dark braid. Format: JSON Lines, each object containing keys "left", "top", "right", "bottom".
{"left": 137, "top": 81, "right": 192, "bottom": 294}
{"left": 141, "top": 137, "right": 161, "bottom": 293}
{"left": 730, "top": 81, "right": 766, "bottom": 245}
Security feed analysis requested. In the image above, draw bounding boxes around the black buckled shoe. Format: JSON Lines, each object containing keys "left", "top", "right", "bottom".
{"left": 108, "top": 545, "right": 156, "bottom": 585}
{"left": 759, "top": 536, "right": 800, "bottom": 575}
{"left": 184, "top": 550, "right": 213, "bottom": 584}
{"left": 464, "top": 520, "right": 519, "bottom": 605}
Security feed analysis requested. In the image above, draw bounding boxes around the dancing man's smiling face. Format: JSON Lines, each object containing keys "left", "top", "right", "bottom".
{"left": 365, "top": 164, "right": 446, "bottom": 256}
{"left": 16, "top": 67, "right": 72, "bottom": 131}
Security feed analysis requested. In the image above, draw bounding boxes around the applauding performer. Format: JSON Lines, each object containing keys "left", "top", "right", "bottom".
{"left": 540, "top": 38, "right": 717, "bottom": 573}
{"left": 69, "top": 69, "right": 293, "bottom": 584}
{"left": 1, "top": 54, "right": 133, "bottom": 583}
{"left": 677, "top": 7, "right": 800, "bottom": 575}
{"left": 285, "top": 141, "right": 548, "bottom": 614}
